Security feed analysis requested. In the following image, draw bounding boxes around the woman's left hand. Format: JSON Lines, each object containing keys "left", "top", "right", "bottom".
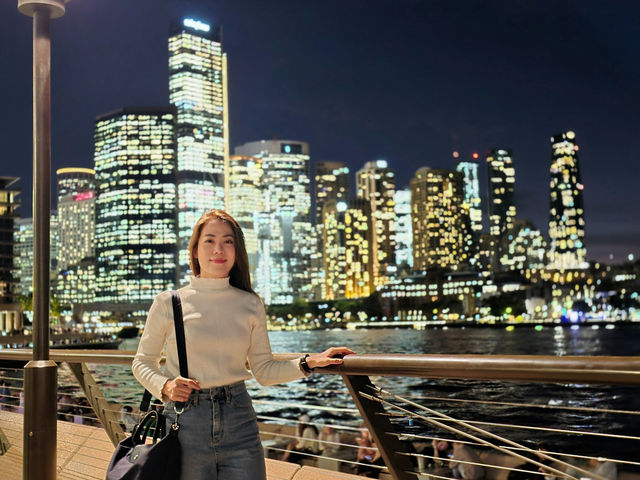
{"left": 306, "top": 347, "right": 356, "bottom": 369}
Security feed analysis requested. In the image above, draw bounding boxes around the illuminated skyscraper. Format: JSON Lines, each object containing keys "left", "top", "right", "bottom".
{"left": 56, "top": 168, "right": 95, "bottom": 271}
{"left": 548, "top": 131, "right": 587, "bottom": 270}
{"left": 486, "top": 149, "right": 516, "bottom": 270}
{"left": 93, "top": 108, "right": 178, "bottom": 308}
{"left": 227, "top": 155, "right": 264, "bottom": 279}
{"left": 501, "top": 220, "right": 548, "bottom": 272}
{"left": 13, "top": 215, "right": 58, "bottom": 297}
{"left": 57, "top": 167, "right": 94, "bottom": 198}
{"left": 356, "top": 160, "right": 396, "bottom": 286}
{"left": 314, "top": 161, "right": 350, "bottom": 226}
{"left": 169, "top": 18, "right": 229, "bottom": 281}
{"left": 456, "top": 160, "right": 482, "bottom": 233}
{"left": 410, "top": 168, "right": 465, "bottom": 270}
{"left": 1, "top": 177, "right": 20, "bottom": 304}
{"left": 394, "top": 189, "right": 413, "bottom": 269}
{"left": 234, "top": 140, "right": 313, "bottom": 304}
{"left": 323, "top": 199, "right": 374, "bottom": 299}
{"left": 486, "top": 149, "right": 516, "bottom": 238}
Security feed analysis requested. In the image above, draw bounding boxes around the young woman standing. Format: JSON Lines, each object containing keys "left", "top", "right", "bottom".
{"left": 132, "top": 209, "right": 354, "bottom": 479}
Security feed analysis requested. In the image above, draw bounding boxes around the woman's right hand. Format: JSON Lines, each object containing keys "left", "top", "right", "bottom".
{"left": 161, "top": 376, "right": 201, "bottom": 402}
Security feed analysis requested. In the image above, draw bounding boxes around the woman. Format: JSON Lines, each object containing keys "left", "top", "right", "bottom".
{"left": 132, "top": 209, "right": 354, "bottom": 480}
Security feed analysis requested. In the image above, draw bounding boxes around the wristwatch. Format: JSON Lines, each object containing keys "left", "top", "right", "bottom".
{"left": 299, "top": 354, "right": 315, "bottom": 374}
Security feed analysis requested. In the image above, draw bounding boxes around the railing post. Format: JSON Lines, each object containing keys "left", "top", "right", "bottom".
{"left": 17, "top": 1, "right": 67, "bottom": 479}
{"left": 67, "top": 362, "right": 126, "bottom": 446}
{"left": 342, "top": 374, "right": 417, "bottom": 480}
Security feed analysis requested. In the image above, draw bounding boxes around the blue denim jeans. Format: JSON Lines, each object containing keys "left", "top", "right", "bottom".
{"left": 164, "top": 382, "right": 266, "bottom": 480}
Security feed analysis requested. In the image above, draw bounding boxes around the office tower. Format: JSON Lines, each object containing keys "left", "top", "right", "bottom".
{"left": 234, "top": 140, "right": 313, "bottom": 304}
{"left": 56, "top": 168, "right": 95, "bottom": 271}
{"left": 314, "top": 161, "right": 350, "bottom": 226}
{"left": 93, "top": 108, "right": 178, "bottom": 307}
{"left": 1, "top": 177, "right": 20, "bottom": 304}
{"left": 410, "top": 167, "right": 465, "bottom": 271}
{"left": 486, "top": 149, "right": 516, "bottom": 237}
{"left": 13, "top": 215, "right": 58, "bottom": 297}
{"left": 323, "top": 199, "right": 374, "bottom": 299}
{"left": 394, "top": 189, "right": 413, "bottom": 269}
{"left": 456, "top": 160, "right": 482, "bottom": 233}
{"left": 55, "top": 257, "right": 96, "bottom": 314}
{"left": 169, "top": 18, "right": 229, "bottom": 281}
{"left": 548, "top": 131, "right": 587, "bottom": 270}
{"left": 356, "top": 160, "right": 396, "bottom": 286}
{"left": 501, "top": 219, "right": 548, "bottom": 272}
{"left": 57, "top": 167, "right": 94, "bottom": 198}
{"left": 13, "top": 217, "right": 33, "bottom": 296}
{"left": 227, "top": 155, "right": 264, "bottom": 280}
{"left": 486, "top": 149, "right": 516, "bottom": 270}
{"left": 456, "top": 159, "right": 482, "bottom": 269}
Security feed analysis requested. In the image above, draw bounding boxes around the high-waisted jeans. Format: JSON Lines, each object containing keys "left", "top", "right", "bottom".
{"left": 164, "top": 382, "right": 266, "bottom": 480}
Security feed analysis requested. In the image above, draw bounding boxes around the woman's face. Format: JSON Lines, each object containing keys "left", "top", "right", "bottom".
{"left": 194, "top": 219, "right": 236, "bottom": 278}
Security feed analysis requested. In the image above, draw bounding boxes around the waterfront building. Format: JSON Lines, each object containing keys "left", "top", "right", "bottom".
{"left": 55, "top": 257, "right": 96, "bottom": 315}
{"left": 477, "top": 234, "right": 496, "bottom": 274}
{"left": 93, "top": 108, "right": 178, "bottom": 308}
{"left": 486, "top": 149, "right": 516, "bottom": 270}
{"left": 486, "top": 149, "right": 516, "bottom": 238}
{"left": 57, "top": 167, "right": 94, "bottom": 198}
{"left": 323, "top": 199, "right": 374, "bottom": 299}
{"left": 456, "top": 160, "right": 482, "bottom": 233}
{"left": 356, "top": 160, "right": 396, "bottom": 286}
{"left": 314, "top": 161, "right": 350, "bottom": 226}
{"left": 394, "top": 188, "right": 413, "bottom": 269}
{"left": 56, "top": 168, "right": 95, "bottom": 271}
{"left": 227, "top": 155, "right": 263, "bottom": 280}
{"left": 379, "top": 271, "right": 497, "bottom": 322}
{"left": 501, "top": 220, "right": 548, "bottom": 273}
{"left": 548, "top": 131, "right": 587, "bottom": 270}
{"left": 410, "top": 167, "right": 465, "bottom": 270}
{"left": 13, "top": 217, "right": 33, "bottom": 296}
{"left": 0, "top": 177, "right": 20, "bottom": 332}
{"left": 234, "top": 140, "right": 313, "bottom": 304}
{"left": 456, "top": 159, "right": 482, "bottom": 270}
{"left": 169, "top": 18, "right": 229, "bottom": 281}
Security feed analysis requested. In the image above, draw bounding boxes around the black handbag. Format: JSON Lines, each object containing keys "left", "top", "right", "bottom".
{"left": 106, "top": 290, "right": 189, "bottom": 480}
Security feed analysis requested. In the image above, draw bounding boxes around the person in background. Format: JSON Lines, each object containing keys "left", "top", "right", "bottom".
{"left": 356, "top": 426, "right": 385, "bottom": 478}
{"left": 318, "top": 424, "right": 341, "bottom": 457}
{"left": 450, "top": 441, "right": 485, "bottom": 480}
{"left": 132, "top": 209, "right": 354, "bottom": 480}
{"left": 281, "top": 414, "right": 320, "bottom": 463}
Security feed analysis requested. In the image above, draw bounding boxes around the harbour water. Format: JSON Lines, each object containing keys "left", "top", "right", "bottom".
{"left": 59, "top": 323, "right": 640, "bottom": 465}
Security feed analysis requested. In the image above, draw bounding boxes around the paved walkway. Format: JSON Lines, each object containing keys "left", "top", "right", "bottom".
{"left": 0, "top": 410, "right": 367, "bottom": 479}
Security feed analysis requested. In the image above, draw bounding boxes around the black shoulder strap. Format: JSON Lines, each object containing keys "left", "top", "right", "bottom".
{"left": 139, "top": 290, "right": 189, "bottom": 412}
{"left": 171, "top": 290, "right": 189, "bottom": 378}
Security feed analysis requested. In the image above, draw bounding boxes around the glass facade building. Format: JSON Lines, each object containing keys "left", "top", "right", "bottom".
{"left": 169, "top": 18, "right": 229, "bottom": 282}
{"left": 323, "top": 199, "right": 374, "bottom": 299}
{"left": 1, "top": 177, "right": 20, "bottom": 303}
{"left": 548, "top": 131, "right": 587, "bottom": 270}
{"left": 410, "top": 167, "right": 465, "bottom": 270}
{"left": 234, "top": 140, "right": 313, "bottom": 304}
{"left": 56, "top": 168, "right": 95, "bottom": 271}
{"left": 314, "top": 161, "right": 350, "bottom": 226}
{"left": 227, "top": 155, "right": 264, "bottom": 281}
{"left": 356, "top": 160, "right": 396, "bottom": 286}
{"left": 93, "top": 108, "right": 178, "bottom": 308}
{"left": 486, "top": 149, "right": 516, "bottom": 238}
{"left": 394, "top": 189, "right": 413, "bottom": 269}
{"left": 501, "top": 219, "right": 548, "bottom": 272}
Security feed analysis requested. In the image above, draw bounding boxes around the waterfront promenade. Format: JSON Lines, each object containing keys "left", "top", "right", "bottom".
{"left": 0, "top": 410, "right": 368, "bottom": 479}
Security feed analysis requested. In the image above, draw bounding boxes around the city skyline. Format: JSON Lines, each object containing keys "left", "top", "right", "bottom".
{"left": 1, "top": 1, "right": 639, "bottom": 263}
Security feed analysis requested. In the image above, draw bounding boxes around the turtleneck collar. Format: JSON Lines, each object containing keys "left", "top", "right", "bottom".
{"left": 190, "top": 275, "right": 231, "bottom": 291}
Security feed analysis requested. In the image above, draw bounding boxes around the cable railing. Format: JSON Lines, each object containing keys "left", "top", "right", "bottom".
{"left": 0, "top": 350, "right": 639, "bottom": 480}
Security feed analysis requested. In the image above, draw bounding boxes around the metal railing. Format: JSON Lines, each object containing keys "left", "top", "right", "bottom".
{"left": 0, "top": 349, "right": 639, "bottom": 480}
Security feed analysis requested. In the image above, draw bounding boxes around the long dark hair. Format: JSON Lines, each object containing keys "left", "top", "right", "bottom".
{"left": 188, "top": 209, "right": 255, "bottom": 294}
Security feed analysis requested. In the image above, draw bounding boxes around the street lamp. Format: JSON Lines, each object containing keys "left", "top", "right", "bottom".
{"left": 17, "top": 1, "right": 68, "bottom": 479}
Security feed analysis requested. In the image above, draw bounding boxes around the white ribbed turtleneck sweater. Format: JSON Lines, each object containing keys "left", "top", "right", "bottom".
{"left": 132, "top": 276, "right": 304, "bottom": 400}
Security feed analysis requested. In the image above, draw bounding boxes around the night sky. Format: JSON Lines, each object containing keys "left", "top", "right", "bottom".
{"left": 1, "top": 0, "right": 639, "bottom": 263}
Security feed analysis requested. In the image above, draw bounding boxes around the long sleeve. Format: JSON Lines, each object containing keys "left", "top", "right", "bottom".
{"left": 131, "top": 292, "right": 172, "bottom": 400}
{"left": 247, "top": 296, "right": 307, "bottom": 386}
